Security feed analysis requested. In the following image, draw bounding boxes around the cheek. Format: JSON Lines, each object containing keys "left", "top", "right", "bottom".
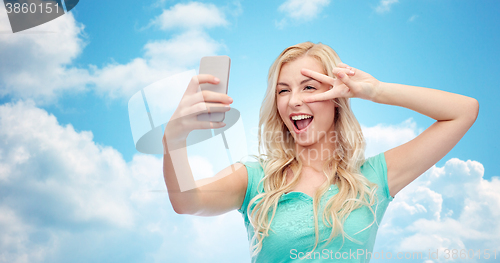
{"left": 310, "top": 101, "right": 336, "bottom": 123}
{"left": 310, "top": 100, "right": 335, "bottom": 111}
{"left": 276, "top": 99, "right": 288, "bottom": 120}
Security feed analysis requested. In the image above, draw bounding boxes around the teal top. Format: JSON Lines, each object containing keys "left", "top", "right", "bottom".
{"left": 238, "top": 152, "right": 394, "bottom": 263}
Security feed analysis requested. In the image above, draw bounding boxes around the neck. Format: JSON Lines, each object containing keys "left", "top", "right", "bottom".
{"left": 295, "top": 141, "right": 337, "bottom": 172}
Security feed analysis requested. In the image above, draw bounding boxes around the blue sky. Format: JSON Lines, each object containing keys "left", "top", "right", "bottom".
{"left": 0, "top": 0, "right": 499, "bottom": 262}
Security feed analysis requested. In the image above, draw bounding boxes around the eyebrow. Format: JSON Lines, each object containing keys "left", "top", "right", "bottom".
{"left": 277, "top": 78, "right": 315, "bottom": 87}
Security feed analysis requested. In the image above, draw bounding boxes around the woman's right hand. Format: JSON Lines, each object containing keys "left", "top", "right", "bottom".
{"left": 164, "top": 74, "right": 233, "bottom": 148}
{"left": 162, "top": 74, "right": 245, "bottom": 217}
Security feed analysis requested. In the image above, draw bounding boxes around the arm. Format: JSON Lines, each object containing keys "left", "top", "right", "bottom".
{"left": 163, "top": 140, "right": 248, "bottom": 216}
{"left": 301, "top": 64, "right": 479, "bottom": 197}
{"left": 372, "top": 82, "right": 478, "bottom": 197}
{"left": 163, "top": 74, "right": 248, "bottom": 216}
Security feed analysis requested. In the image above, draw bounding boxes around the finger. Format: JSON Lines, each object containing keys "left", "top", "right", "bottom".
{"left": 197, "top": 74, "right": 220, "bottom": 85}
{"left": 186, "top": 74, "right": 220, "bottom": 94}
{"left": 307, "top": 82, "right": 351, "bottom": 102}
{"left": 333, "top": 82, "right": 351, "bottom": 97}
{"left": 195, "top": 121, "right": 226, "bottom": 130}
{"left": 300, "top": 69, "right": 335, "bottom": 85}
{"left": 336, "top": 63, "right": 356, "bottom": 76}
{"left": 348, "top": 67, "right": 356, "bottom": 76}
{"left": 185, "top": 102, "right": 231, "bottom": 116}
{"left": 305, "top": 78, "right": 351, "bottom": 102}
{"left": 202, "top": 103, "right": 231, "bottom": 114}
{"left": 337, "top": 62, "right": 351, "bottom": 69}
{"left": 333, "top": 67, "right": 356, "bottom": 76}
{"left": 185, "top": 90, "right": 233, "bottom": 106}
{"left": 335, "top": 71, "right": 357, "bottom": 90}
{"left": 303, "top": 89, "right": 340, "bottom": 103}
{"left": 201, "top": 90, "right": 233, "bottom": 104}
{"left": 182, "top": 119, "right": 227, "bottom": 130}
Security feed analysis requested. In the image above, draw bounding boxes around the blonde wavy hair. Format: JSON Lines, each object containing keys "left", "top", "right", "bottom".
{"left": 246, "top": 42, "right": 379, "bottom": 256}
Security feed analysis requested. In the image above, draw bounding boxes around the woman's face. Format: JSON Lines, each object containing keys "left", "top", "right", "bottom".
{"left": 276, "top": 56, "right": 337, "bottom": 147}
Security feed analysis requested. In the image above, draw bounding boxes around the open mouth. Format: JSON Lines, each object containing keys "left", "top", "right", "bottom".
{"left": 291, "top": 114, "right": 313, "bottom": 133}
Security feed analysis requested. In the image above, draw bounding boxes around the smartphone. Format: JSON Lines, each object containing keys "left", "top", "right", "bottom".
{"left": 197, "top": 56, "right": 231, "bottom": 122}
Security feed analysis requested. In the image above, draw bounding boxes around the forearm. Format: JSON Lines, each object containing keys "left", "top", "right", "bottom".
{"left": 372, "top": 82, "right": 479, "bottom": 122}
{"left": 163, "top": 138, "right": 247, "bottom": 217}
{"left": 163, "top": 138, "right": 202, "bottom": 214}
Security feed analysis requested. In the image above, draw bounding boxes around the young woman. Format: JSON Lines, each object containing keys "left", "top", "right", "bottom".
{"left": 162, "top": 42, "right": 479, "bottom": 262}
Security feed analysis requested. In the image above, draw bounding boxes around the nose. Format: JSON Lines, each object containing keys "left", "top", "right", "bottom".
{"left": 288, "top": 90, "right": 304, "bottom": 108}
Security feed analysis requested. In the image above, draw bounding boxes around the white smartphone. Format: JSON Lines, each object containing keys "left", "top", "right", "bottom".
{"left": 197, "top": 55, "right": 231, "bottom": 122}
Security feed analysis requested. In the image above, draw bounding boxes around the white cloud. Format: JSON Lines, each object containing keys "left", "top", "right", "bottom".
{"left": 362, "top": 118, "right": 421, "bottom": 157}
{"left": 0, "top": 100, "right": 250, "bottom": 262}
{"left": 375, "top": 158, "right": 500, "bottom": 262}
{"left": 145, "top": 30, "right": 223, "bottom": 67}
{"left": 0, "top": 100, "right": 135, "bottom": 261}
{"left": 276, "top": 0, "right": 330, "bottom": 28}
{"left": 152, "top": 2, "right": 228, "bottom": 30}
{"left": 360, "top": 118, "right": 499, "bottom": 261}
{"left": 0, "top": 100, "right": 136, "bottom": 227}
{"left": 0, "top": 206, "right": 50, "bottom": 263}
{"left": 409, "top": 15, "right": 418, "bottom": 22}
{"left": 375, "top": 0, "right": 399, "bottom": 14}
{"left": 90, "top": 30, "right": 222, "bottom": 99}
{"left": 0, "top": 2, "right": 227, "bottom": 103}
{"left": 0, "top": 4, "right": 89, "bottom": 104}
{"left": 278, "top": 0, "right": 330, "bottom": 20}
{"left": 90, "top": 2, "right": 227, "bottom": 100}
{"left": 187, "top": 212, "right": 250, "bottom": 261}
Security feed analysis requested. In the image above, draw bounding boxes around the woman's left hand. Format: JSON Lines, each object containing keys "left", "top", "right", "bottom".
{"left": 301, "top": 63, "right": 381, "bottom": 103}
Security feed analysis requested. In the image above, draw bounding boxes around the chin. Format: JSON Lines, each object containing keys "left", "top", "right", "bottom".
{"left": 292, "top": 129, "right": 319, "bottom": 147}
{"left": 293, "top": 138, "right": 315, "bottom": 147}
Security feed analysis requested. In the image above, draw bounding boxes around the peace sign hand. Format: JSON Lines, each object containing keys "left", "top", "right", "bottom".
{"left": 301, "top": 63, "right": 381, "bottom": 103}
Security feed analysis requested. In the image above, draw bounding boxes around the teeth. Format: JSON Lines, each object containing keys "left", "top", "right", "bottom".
{"left": 291, "top": 115, "right": 313, "bottom": 121}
